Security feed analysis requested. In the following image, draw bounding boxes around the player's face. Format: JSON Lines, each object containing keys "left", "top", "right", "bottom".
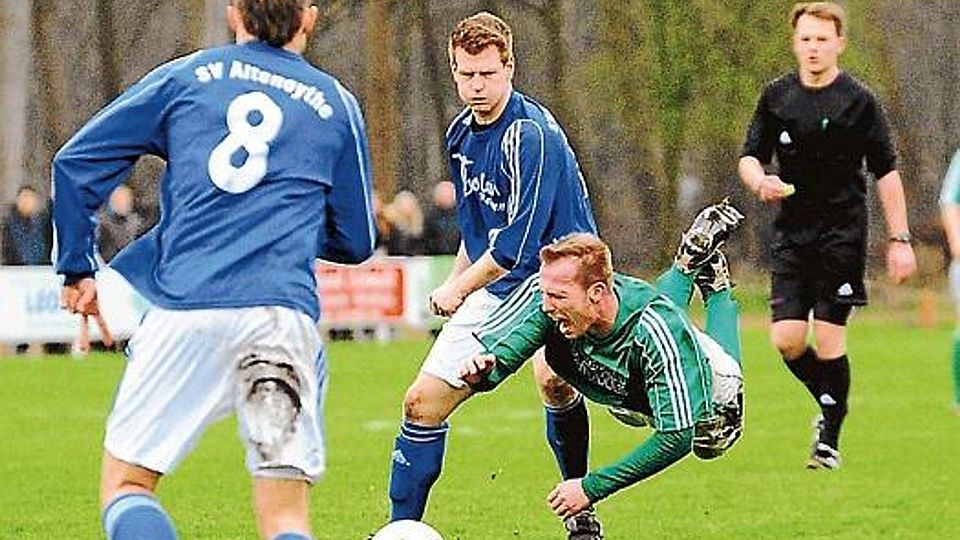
{"left": 792, "top": 15, "right": 845, "bottom": 78}
{"left": 540, "top": 258, "right": 597, "bottom": 339}
{"left": 451, "top": 45, "right": 514, "bottom": 124}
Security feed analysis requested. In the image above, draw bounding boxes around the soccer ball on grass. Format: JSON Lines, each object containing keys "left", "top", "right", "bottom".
{"left": 371, "top": 520, "right": 443, "bottom": 540}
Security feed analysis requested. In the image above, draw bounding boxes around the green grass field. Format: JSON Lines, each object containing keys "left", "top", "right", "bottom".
{"left": 1, "top": 321, "right": 958, "bottom": 539}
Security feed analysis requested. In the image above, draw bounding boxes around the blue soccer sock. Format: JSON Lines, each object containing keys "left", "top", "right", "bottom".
{"left": 388, "top": 421, "right": 449, "bottom": 521}
{"left": 102, "top": 493, "right": 177, "bottom": 540}
{"left": 272, "top": 534, "right": 312, "bottom": 540}
{"left": 545, "top": 394, "right": 589, "bottom": 479}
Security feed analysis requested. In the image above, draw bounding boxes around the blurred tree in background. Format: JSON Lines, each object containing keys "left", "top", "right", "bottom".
{"left": 1, "top": 0, "right": 957, "bottom": 273}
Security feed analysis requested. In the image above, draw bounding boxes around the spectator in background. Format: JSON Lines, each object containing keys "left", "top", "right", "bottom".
{"left": 423, "top": 180, "right": 460, "bottom": 255}
{"left": 98, "top": 184, "right": 146, "bottom": 262}
{"left": 1, "top": 185, "right": 52, "bottom": 265}
{"left": 372, "top": 189, "right": 393, "bottom": 255}
{"left": 384, "top": 189, "right": 425, "bottom": 255}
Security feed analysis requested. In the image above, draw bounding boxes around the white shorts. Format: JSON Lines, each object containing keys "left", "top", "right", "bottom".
{"left": 694, "top": 329, "right": 744, "bottom": 408}
{"left": 421, "top": 288, "right": 503, "bottom": 388}
{"left": 105, "top": 306, "right": 326, "bottom": 482}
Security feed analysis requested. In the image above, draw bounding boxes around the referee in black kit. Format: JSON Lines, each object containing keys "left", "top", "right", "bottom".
{"left": 737, "top": 2, "right": 916, "bottom": 470}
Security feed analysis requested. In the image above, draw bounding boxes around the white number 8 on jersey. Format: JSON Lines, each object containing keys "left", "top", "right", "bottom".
{"left": 208, "top": 91, "right": 284, "bottom": 193}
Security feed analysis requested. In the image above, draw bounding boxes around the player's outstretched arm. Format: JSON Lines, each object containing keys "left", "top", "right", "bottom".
{"left": 571, "top": 428, "right": 692, "bottom": 510}
{"left": 429, "top": 252, "right": 507, "bottom": 316}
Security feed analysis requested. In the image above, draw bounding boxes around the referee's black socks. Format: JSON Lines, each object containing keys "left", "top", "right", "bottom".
{"left": 784, "top": 347, "right": 821, "bottom": 401}
{"left": 816, "top": 354, "right": 850, "bottom": 450}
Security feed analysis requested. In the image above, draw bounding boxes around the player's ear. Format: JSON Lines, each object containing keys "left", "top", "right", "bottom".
{"left": 837, "top": 35, "right": 847, "bottom": 55}
{"left": 302, "top": 4, "right": 319, "bottom": 36}
{"left": 226, "top": 5, "right": 239, "bottom": 35}
{"left": 504, "top": 59, "right": 515, "bottom": 79}
{"left": 587, "top": 282, "right": 605, "bottom": 303}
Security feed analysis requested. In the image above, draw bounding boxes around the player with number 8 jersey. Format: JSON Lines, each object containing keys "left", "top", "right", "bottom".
{"left": 54, "top": 31, "right": 375, "bottom": 320}
{"left": 52, "top": 2, "right": 375, "bottom": 540}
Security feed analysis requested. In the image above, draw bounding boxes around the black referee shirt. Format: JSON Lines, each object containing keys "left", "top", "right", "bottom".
{"left": 741, "top": 72, "right": 898, "bottom": 219}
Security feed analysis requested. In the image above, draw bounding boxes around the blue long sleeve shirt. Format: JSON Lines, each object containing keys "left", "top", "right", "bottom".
{"left": 445, "top": 91, "right": 597, "bottom": 298}
{"left": 52, "top": 41, "right": 376, "bottom": 320}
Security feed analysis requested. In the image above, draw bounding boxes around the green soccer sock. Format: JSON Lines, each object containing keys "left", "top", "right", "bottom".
{"left": 704, "top": 288, "right": 742, "bottom": 364}
{"left": 953, "top": 333, "right": 960, "bottom": 406}
{"left": 655, "top": 265, "right": 695, "bottom": 308}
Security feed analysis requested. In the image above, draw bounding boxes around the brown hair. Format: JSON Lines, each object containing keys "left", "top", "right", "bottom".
{"left": 234, "top": 0, "right": 310, "bottom": 47}
{"left": 791, "top": 2, "right": 846, "bottom": 37}
{"left": 540, "top": 233, "right": 613, "bottom": 289}
{"left": 448, "top": 12, "right": 514, "bottom": 67}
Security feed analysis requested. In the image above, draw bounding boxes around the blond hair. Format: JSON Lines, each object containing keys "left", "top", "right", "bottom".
{"left": 539, "top": 233, "right": 613, "bottom": 289}
{"left": 448, "top": 12, "right": 514, "bottom": 68}
{"left": 791, "top": 2, "right": 846, "bottom": 37}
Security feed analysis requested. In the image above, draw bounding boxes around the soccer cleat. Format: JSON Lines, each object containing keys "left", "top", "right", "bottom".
{"left": 564, "top": 507, "right": 604, "bottom": 540}
{"left": 675, "top": 198, "right": 745, "bottom": 273}
{"left": 807, "top": 442, "right": 842, "bottom": 470}
{"left": 693, "top": 398, "right": 743, "bottom": 460}
{"left": 694, "top": 250, "right": 732, "bottom": 298}
{"left": 806, "top": 414, "right": 841, "bottom": 470}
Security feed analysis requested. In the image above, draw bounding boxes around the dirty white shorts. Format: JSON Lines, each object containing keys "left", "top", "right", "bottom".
{"left": 105, "top": 306, "right": 326, "bottom": 482}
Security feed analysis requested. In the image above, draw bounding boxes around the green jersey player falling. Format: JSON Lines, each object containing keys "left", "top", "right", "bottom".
{"left": 460, "top": 203, "right": 746, "bottom": 518}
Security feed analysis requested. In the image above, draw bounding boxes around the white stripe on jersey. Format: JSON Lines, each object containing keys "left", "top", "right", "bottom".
{"left": 640, "top": 308, "right": 693, "bottom": 428}
{"left": 445, "top": 107, "right": 472, "bottom": 140}
{"left": 334, "top": 80, "right": 377, "bottom": 253}
{"left": 477, "top": 274, "right": 541, "bottom": 338}
{"left": 500, "top": 119, "right": 545, "bottom": 269}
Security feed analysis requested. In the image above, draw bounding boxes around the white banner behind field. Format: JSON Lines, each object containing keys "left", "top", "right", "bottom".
{"left": 0, "top": 257, "right": 453, "bottom": 344}
{"left": 0, "top": 266, "right": 148, "bottom": 344}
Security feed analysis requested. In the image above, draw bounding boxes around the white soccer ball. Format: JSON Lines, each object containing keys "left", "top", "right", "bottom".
{"left": 371, "top": 520, "right": 444, "bottom": 540}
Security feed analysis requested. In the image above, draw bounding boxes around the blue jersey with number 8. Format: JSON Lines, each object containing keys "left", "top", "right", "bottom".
{"left": 53, "top": 41, "right": 376, "bottom": 320}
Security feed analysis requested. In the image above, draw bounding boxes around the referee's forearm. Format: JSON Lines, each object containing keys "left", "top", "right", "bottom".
{"left": 876, "top": 170, "right": 910, "bottom": 235}
{"left": 737, "top": 156, "right": 765, "bottom": 194}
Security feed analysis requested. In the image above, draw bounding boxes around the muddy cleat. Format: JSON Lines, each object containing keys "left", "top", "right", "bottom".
{"left": 806, "top": 414, "right": 841, "bottom": 470}
{"left": 565, "top": 507, "right": 604, "bottom": 540}
{"left": 675, "top": 198, "right": 745, "bottom": 273}
{"left": 693, "top": 398, "right": 743, "bottom": 460}
{"left": 695, "top": 251, "right": 732, "bottom": 298}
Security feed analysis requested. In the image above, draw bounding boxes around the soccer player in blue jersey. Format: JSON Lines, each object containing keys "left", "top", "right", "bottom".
{"left": 940, "top": 149, "right": 960, "bottom": 414}
{"left": 386, "top": 11, "right": 601, "bottom": 538}
{"left": 54, "top": 2, "right": 376, "bottom": 539}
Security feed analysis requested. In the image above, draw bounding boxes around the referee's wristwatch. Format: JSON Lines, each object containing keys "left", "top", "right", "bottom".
{"left": 888, "top": 232, "right": 912, "bottom": 244}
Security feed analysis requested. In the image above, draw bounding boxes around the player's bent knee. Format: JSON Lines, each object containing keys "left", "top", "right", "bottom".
{"left": 238, "top": 354, "right": 303, "bottom": 462}
{"left": 771, "top": 334, "right": 806, "bottom": 360}
{"left": 402, "top": 384, "right": 451, "bottom": 425}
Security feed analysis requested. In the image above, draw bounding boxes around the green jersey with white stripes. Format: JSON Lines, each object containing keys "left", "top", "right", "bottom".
{"left": 473, "top": 273, "right": 713, "bottom": 433}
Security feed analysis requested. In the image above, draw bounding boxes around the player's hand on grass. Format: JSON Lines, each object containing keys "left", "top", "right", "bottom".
{"left": 886, "top": 241, "right": 916, "bottom": 284}
{"left": 429, "top": 282, "right": 465, "bottom": 317}
{"left": 755, "top": 174, "right": 794, "bottom": 204}
{"left": 547, "top": 478, "right": 590, "bottom": 519}
{"left": 458, "top": 354, "right": 495, "bottom": 384}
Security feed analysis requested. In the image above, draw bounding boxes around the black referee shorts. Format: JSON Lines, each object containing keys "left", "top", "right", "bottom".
{"left": 768, "top": 215, "right": 867, "bottom": 326}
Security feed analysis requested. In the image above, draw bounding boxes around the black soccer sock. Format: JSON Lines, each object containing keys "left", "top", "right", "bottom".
{"left": 783, "top": 347, "right": 821, "bottom": 402}
{"left": 816, "top": 355, "right": 850, "bottom": 449}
